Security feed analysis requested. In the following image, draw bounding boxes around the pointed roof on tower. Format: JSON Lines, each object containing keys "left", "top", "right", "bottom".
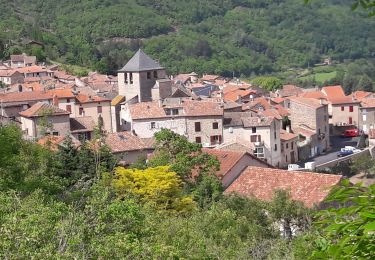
{"left": 119, "top": 49, "right": 164, "bottom": 72}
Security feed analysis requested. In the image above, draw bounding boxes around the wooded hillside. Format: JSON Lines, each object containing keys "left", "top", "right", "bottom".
{"left": 1, "top": 0, "right": 374, "bottom": 75}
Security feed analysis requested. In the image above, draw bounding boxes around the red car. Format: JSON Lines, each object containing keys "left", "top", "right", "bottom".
{"left": 341, "top": 129, "right": 359, "bottom": 137}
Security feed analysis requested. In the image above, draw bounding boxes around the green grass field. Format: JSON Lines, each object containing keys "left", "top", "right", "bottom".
{"left": 299, "top": 71, "right": 337, "bottom": 83}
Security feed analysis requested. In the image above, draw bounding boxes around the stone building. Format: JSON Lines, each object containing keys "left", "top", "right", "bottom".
{"left": 10, "top": 54, "right": 36, "bottom": 68}
{"left": 118, "top": 49, "right": 167, "bottom": 102}
{"left": 0, "top": 70, "right": 24, "bottom": 85}
{"left": 280, "top": 129, "right": 299, "bottom": 168}
{"left": 288, "top": 97, "right": 330, "bottom": 158}
{"left": 121, "top": 99, "right": 224, "bottom": 146}
{"left": 19, "top": 102, "right": 71, "bottom": 139}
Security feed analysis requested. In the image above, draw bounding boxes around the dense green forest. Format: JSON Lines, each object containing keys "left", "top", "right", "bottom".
{"left": 0, "top": 125, "right": 374, "bottom": 258}
{"left": 0, "top": 0, "right": 374, "bottom": 76}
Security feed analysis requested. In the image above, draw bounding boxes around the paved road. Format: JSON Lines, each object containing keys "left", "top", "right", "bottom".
{"left": 298, "top": 136, "right": 360, "bottom": 167}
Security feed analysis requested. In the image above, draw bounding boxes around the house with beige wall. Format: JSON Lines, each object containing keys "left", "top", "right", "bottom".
{"left": 329, "top": 97, "right": 360, "bottom": 129}
{"left": 0, "top": 70, "right": 24, "bottom": 85}
{"left": 74, "top": 94, "right": 112, "bottom": 133}
{"left": 19, "top": 102, "right": 70, "bottom": 139}
{"left": 222, "top": 112, "right": 282, "bottom": 167}
{"left": 121, "top": 99, "right": 224, "bottom": 146}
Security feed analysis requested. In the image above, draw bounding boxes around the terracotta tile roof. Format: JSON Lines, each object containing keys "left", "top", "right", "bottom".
{"left": 242, "top": 116, "right": 274, "bottom": 127}
{"left": 225, "top": 166, "right": 343, "bottom": 208}
{"left": 294, "top": 126, "right": 316, "bottom": 137}
{"left": 321, "top": 85, "right": 345, "bottom": 100}
{"left": 288, "top": 97, "right": 324, "bottom": 109}
{"left": 174, "top": 73, "right": 191, "bottom": 83}
{"left": 75, "top": 94, "right": 110, "bottom": 103}
{"left": 271, "top": 97, "right": 285, "bottom": 104}
{"left": 361, "top": 98, "right": 375, "bottom": 108}
{"left": 70, "top": 117, "right": 95, "bottom": 133}
{"left": 47, "top": 89, "right": 75, "bottom": 98}
{"left": 0, "top": 91, "right": 52, "bottom": 103}
{"left": 278, "top": 85, "right": 303, "bottom": 97}
{"left": 105, "top": 131, "right": 154, "bottom": 153}
{"left": 54, "top": 70, "right": 75, "bottom": 81}
{"left": 224, "top": 89, "right": 256, "bottom": 102}
{"left": 243, "top": 97, "right": 272, "bottom": 111}
{"left": 259, "top": 109, "right": 283, "bottom": 120}
{"left": 217, "top": 140, "right": 255, "bottom": 154}
{"left": 19, "top": 102, "right": 70, "bottom": 118}
{"left": 201, "top": 74, "right": 221, "bottom": 81}
{"left": 38, "top": 135, "right": 80, "bottom": 151}
{"left": 223, "top": 112, "right": 255, "bottom": 127}
{"left": 274, "top": 104, "right": 290, "bottom": 117}
{"left": 0, "top": 70, "right": 20, "bottom": 77}
{"left": 202, "top": 148, "right": 247, "bottom": 178}
{"left": 280, "top": 129, "right": 298, "bottom": 141}
{"left": 10, "top": 55, "right": 25, "bottom": 62}
{"left": 129, "top": 100, "right": 223, "bottom": 120}
{"left": 16, "top": 65, "right": 50, "bottom": 74}
{"left": 20, "top": 82, "right": 44, "bottom": 92}
{"left": 299, "top": 91, "right": 327, "bottom": 99}
{"left": 349, "top": 91, "right": 373, "bottom": 101}
{"left": 203, "top": 148, "right": 271, "bottom": 179}
{"left": 24, "top": 76, "right": 53, "bottom": 83}
{"left": 11, "top": 54, "right": 36, "bottom": 63}
{"left": 330, "top": 96, "right": 360, "bottom": 105}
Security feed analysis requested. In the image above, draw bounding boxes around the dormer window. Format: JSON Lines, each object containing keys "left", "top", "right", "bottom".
{"left": 124, "top": 73, "right": 128, "bottom": 83}
{"left": 129, "top": 73, "right": 133, "bottom": 84}
{"left": 147, "top": 72, "right": 151, "bottom": 79}
{"left": 153, "top": 71, "right": 158, "bottom": 79}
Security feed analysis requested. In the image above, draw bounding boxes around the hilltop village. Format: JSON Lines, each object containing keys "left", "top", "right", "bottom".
{"left": 0, "top": 50, "right": 373, "bottom": 206}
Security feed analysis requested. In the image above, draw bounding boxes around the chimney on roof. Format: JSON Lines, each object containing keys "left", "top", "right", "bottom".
{"left": 319, "top": 98, "right": 324, "bottom": 105}
{"left": 52, "top": 94, "right": 59, "bottom": 106}
{"left": 158, "top": 99, "right": 162, "bottom": 107}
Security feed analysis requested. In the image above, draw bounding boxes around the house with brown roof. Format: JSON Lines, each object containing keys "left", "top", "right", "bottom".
{"left": 223, "top": 112, "right": 282, "bottom": 167}
{"left": 10, "top": 54, "right": 36, "bottom": 68}
{"left": 105, "top": 131, "right": 154, "bottom": 165}
{"left": 203, "top": 148, "right": 271, "bottom": 188}
{"left": 0, "top": 69, "right": 24, "bottom": 85}
{"left": 225, "top": 166, "right": 343, "bottom": 208}
{"left": 274, "top": 85, "right": 303, "bottom": 98}
{"left": 121, "top": 99, "right": 224, "bottom": 147}
{"left": 19, "top": 102, "right": 71, "bottom": 139}
{"left": 16, "top": 65, "right": 54, "bottom": 78}
{"left": 288, "top": 97, "right": 330, "bottom": 159}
